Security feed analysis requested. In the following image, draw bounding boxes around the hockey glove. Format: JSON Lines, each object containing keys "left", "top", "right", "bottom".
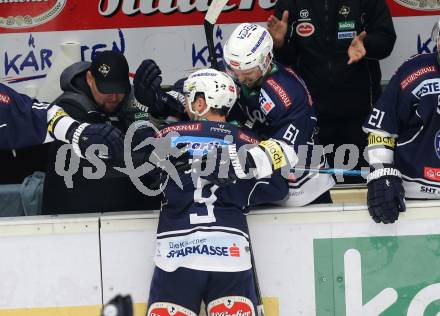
{"left": 367, "top": 164, "right": 406, "bottom": 224}
{"left": 149, "top": 89, "right": 187, "bottom": 119}
{"left": 101, "top": 295, "right": 133, "bottom": 316}
{"left": 66, "top": 122, "right": 124, "bottom": 160}
{"left": 134, "top": 59, "right": 162, "bottom": 106}
{"left": 147, "top": 149, "right": 195, "bottom": 189}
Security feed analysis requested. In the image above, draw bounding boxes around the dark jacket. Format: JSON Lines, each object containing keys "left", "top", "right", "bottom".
{"left": 273, "top": 0, "right": 396, "bottom": 119}
{"left": 42, "top": 62, "right": 160, "bottom": 214}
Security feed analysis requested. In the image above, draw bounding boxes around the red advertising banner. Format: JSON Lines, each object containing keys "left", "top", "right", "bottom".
{"left": 0, "top": 0, "right": 275, "bottom": 34}
{"left": 387, "top": 0, "right": 440, "bottom": 17}
{"left": 0, "top": 0, "right": 438, "bottom": 34}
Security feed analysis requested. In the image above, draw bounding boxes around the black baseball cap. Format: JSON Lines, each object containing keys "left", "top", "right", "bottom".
{"left": 90, "top": 50, "right": 131, "bottom": 94}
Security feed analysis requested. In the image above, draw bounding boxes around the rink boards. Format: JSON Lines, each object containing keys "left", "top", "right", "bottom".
{"left": 0, "top": 201, "right": 440, "bottom": 316}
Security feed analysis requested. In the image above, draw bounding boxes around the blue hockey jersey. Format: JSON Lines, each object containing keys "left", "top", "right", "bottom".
{"left": 363, "top": 53, "right": 440, "bottom": 198}
{"left": 232, "top": 61, "right": 334, "bottom": 206}
{"left": 153, "top": 120, "right": 288, "bottom": 273}
{"left": 0, "top": 83, "right": 52, "bottom": 149}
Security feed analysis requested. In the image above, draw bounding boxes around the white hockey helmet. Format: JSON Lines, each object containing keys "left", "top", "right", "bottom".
{"left": 183, "top": 68, "right": 237, "bottom": 117}
{"left": 223, "top": 23, "right": 273, "bottom": 75}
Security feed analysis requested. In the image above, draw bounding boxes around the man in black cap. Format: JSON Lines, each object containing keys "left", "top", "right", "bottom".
{"left": 42, "top": 50, "right": 161, "bottom": 214}
{"left": 58, "top": 50, "right": 133, "bottom": 117}
{"left": 86, "top": 50, "right": 131, "bottom": 113}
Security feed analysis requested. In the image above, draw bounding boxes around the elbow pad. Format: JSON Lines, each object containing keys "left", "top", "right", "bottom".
{"left": 246, "top": 139, "right": 298, "bottom": 179}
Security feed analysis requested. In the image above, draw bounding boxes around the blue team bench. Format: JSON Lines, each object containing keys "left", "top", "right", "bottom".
{"left": 0, "top": 172, "right": 44, "bottom": 217}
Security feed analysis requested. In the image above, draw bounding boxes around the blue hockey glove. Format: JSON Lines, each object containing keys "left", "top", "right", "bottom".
{"left": 66, "top": 122, "right": 124, "bottom": 160}
{"left": 101, "top": 295, "right": 133, "bottom": 316}
{"left": 149, "top": 90, "right": 187, "bottom": 119}
{"left": 367, "top": 164, "right": 406, "bottom": 224}
{"left": 134, "top": 59, "right": 162, "bottom": 106}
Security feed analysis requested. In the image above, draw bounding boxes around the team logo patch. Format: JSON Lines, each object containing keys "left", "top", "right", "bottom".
{"left": 400, "top": 66, "right": 436, "bottom": 89}
{"left": 424, "top": 167, "right": 440, "bottom": 182}
{"left": 339, "top": 5, "right": 350, "bottom": 17}
{"left": 147, "top": 302, "right": 196, "bottom": 316}
{"left": 98, "top": 64, "right": 111, "bottom": 77}
{"left": 238, "top": 131, "right": 259, "bottom": 144}
{"left": 207, "top": 296, "right": 255, "bottom": 316}
{"left": 394, "top": 0, "right": 440, "bottom": 11}
{"left": 299, "top": 9, "right": 309, "bottom": 19}
{"left": 296, "top": 22, "right": 315, "bottom": 37}
{"left": 0, "top": 93, "right": 11, "bottom": 105}
{"left": 266, "top": 79, "right": 292, "bottom": 108}
{"left": 435, "top": 130, "right": 440, "bottom": 160}
{"left": 337, "top": 31, "right": 356, "bottom": 39}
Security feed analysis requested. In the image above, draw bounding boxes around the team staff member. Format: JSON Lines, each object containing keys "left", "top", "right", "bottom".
{"left": 43, "top": 50, "right": 159, "bottom": 214}
{"left": 267, "top": 0, "right": 396, "bottom": 182}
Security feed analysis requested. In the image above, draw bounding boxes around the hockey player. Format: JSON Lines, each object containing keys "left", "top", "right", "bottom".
{"left": 363, "top": 20, "right": 440, "bottom": 224}
{"left": 146, "top": 69, "right": 294, "bottom": 316}
{"left": 222, "top": 23, "right": 334, "bottom": 205}
{"left": 0, "top": 83, "right": 123, "bottom": 158}
{"left": 134, "top": 24, "right": 334, "bottom": 206}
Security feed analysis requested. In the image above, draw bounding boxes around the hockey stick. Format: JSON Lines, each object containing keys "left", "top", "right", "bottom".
{"left": 292, "top": 167, "right": 368, "bottom": 177}
{"left": 204, "top": 0, "right": 228, "bottom": 70}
